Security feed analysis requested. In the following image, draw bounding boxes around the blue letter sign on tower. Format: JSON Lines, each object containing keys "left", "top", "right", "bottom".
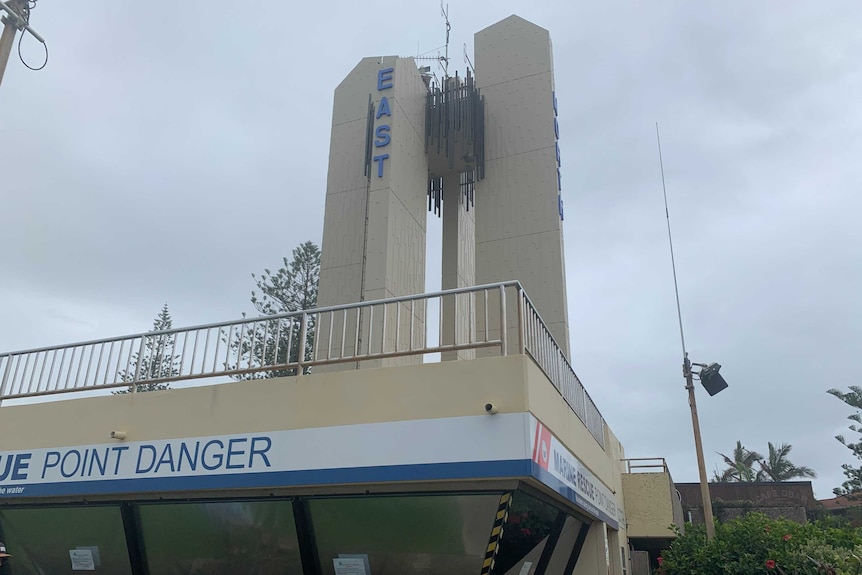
{"left": 373, "top": 67, "right": 393, "bottom": 178}
{"left": 553, "top": 91, "right": 563, "bottom": 220}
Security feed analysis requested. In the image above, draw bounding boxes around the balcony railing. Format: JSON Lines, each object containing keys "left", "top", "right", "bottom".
{"left": 0, "top": 281, "right": 605, "bottom": 447}
{"left": 622, "top": 458, "right": 670, "bottom": 474}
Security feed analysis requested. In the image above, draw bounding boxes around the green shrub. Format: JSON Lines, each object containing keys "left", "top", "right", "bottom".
{"left": 658, "top": 513, "right": 862, "bottom": 575}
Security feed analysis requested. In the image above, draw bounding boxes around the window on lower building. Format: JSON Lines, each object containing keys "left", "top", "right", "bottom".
{"left": 310, "top": 494, "right": 501, "bottom": 575}
{"left": 138, "top": 499, "right": 303, "bottom": 574}
{"left": 0, "top": 505, "right": 132, "bottom": 575}
{"left": 492, "top": 491, "right": 563, "bottom": 575}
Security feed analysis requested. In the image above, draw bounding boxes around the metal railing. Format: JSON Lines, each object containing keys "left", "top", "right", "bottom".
{"left": 517, "top": 289, "right": 605, "bottom": 445}
{"left": 622, "top": 458, "right": 669, "bottom": 474}
{"left": 0, "top": 281, "right": 606, "bottom": 447}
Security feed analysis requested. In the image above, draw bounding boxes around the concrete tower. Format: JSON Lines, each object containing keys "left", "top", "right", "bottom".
{"left": 317, "top": 57, "right": 429, "bottom": 367}
{"left": 474, "top": 16, "right": 570, "bottom": 358}
{"left": 318, "top": 15, "right": 571, "bottom": 367}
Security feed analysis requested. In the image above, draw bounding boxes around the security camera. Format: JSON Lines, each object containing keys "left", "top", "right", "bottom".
{"left": 110, "top": 431, "right": 126, "bottom": 440}
{"left": 484, "top": 403, "right": 498, "bottom": 415}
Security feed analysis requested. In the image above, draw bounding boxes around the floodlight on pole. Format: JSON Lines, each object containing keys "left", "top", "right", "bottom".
{"left": 697, "top": 362, "right": 728, "bottom": 397}
{"left": 656, "top": 123, "right": 728, "bottom": 541}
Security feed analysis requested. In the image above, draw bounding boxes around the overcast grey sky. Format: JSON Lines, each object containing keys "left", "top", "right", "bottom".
{"left": 2, "top": 2, "right": 860, "bottom": 499}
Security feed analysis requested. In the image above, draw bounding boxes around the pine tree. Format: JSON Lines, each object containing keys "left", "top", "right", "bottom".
{"left": 232, "top": 241, "right": 320, "bottom": 378}
{"left": 828, "top": 386, "right": 862, "bottom": 496}
{"left": 115, "top": 303, "right": 178, "bottom": 393}
{"left": 251, "top": 241, "right": 321, "bottom": 316}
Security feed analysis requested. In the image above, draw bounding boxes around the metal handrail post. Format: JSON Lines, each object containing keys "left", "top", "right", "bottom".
{"left": 296, "top": 313, "right": 308, "bottom": 377}
{"left": 515, "top": 286, "right": 525, "bottom": 355}
{"left": 0, "top": 355, "right": 12, "bottom": 405}
{"left": 132, "top": 336, "right": 146, "bottom": 393}
{"left": 498, "top": 285, "right": 508, "bottom": 356}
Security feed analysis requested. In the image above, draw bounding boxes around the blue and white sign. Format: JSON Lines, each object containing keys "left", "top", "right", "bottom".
{"left": 530, "top": 416, "right": 625, "bottom": 529}
{"left": 0, "top": 412, "right": 624, "bottom": 529}
{"left": 0, "top": 414, "right": 528, "bottom": 499}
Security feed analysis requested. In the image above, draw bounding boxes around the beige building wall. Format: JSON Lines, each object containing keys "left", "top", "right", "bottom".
{"left": 0, "top": 357, "right": 527, "bottom": 452}
{"left": 0, "top": 357, "right": 626, "bottom": 522}
{"left": 474, "top": 15, "right": 571, "bottom": 359}
{"left": 318, "top": 56, "right": 428, "bottom": 369}
{"left": 574, "top": 523, "right": 609, "bottom": 575}
{"left": 441, "top": 173, "right": 476, "bottom": 360}
{"left": 622, "top": 472, "right": 684, "bottom": 538}
{"left": 0, "top": 354, "right": 634, "bottom": 573}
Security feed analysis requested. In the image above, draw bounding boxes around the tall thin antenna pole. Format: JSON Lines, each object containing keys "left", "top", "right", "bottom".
{"left": 440, "top": 1, "right": 450, "bottom": 78}
{"left": 657, "top": 122, "right": 717, "bottom": 541}
{"left": 656, "top": 122, "right": 687, "bottom": 359}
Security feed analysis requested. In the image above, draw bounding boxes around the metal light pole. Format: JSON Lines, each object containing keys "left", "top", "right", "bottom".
{"left": 0, "top": 0, "right": 45, "bottom": 89}
{"left": 684, "top": 354, "right": 716, "bottom": 540}
{"left": 657, "top": 123, "right": 721, "bottom": 540}
{"left": 0, "top": 0, "right": 22, "bottom": 88}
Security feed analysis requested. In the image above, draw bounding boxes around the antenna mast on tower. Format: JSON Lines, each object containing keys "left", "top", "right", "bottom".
{"left": 440, "top": 2, "right": 450, "bottom": 79}
{"left": 414, "top": 2, "right": 453, "bottom": 86}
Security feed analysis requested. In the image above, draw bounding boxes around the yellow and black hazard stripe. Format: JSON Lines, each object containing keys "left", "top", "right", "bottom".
{"left": 481, "top": 491, "right": 513, "bottom": 575}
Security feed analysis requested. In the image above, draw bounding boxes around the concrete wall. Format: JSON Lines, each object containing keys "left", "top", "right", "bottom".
{"left": 574, "top": 522, "right": 609, "bottom": 575}
{"left": 622, "top": 473, "right": 681, "bottom": 538}
{"left": 441, "top": 174, "right": 476, "bottom": 361}
{"left": 0, "top": 356, "right": 625, "bottom": 523}
{"left": 0, "top": 353, "right": 631, "bottom": 575}
{"left": 676, "top": 481, "right": 815, "bottom": 526}
{"left": 0, "top": 357, "right": 530, "bottom": 450}
{"left": 474, "top": 15, "right": 570, "bottom": 359}
{"left": 318, "top": 56, "right": 428, "bottom": 369}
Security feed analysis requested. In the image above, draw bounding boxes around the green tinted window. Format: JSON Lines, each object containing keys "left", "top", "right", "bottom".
{"left": 0, "top": 506, "right": 132, "bottom": 574}
{"left": 138, "top": 500, "right": 302, "bottom": 575}
{"left": 311, "top": 494, "right": 500, "bottom": 575}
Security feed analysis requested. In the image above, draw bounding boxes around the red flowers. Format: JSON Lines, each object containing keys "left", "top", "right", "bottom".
{"left": 766, "top": 559, "right": 776, "bottom": 569}
{"left": 782, "top": 534, "right": 792, "bottom": 541}
{"left": 657, "top": 557, "right": 664, "bottom": 566}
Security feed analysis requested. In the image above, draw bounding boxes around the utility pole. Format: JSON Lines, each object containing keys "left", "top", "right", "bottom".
{"left": 0, "top": 0, "right": 23, "bottom": 88}
{"left": 684, "top": 354, "right": 717, "bottom": 540}
{"left": 0, "top": 0, "right": 45, "bottom": 89}
{"left": 657, "top": 123, "right": 722, "bottom": 540}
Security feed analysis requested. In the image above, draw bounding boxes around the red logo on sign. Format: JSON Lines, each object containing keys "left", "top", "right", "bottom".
{"left": 532, "top": 422, "right": 552, "bottom": 470}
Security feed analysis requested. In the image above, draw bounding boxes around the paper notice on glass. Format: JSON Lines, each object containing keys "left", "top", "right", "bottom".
{"left": 518, "top": 561, "right": 533, "bottom": 575}
{"left": 339, "top": 554, "right": 370, "bottom": 573}
{"left": 76, "top": 546, "right": 101, "bottom": 567}
{"left": 69, "top": 549, "right": 95, "bottom": 571}
{"left": 333, "top": 557, "right": 368, "bottom": 575}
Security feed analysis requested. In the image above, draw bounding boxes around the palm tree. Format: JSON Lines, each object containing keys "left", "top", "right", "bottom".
{"left": 715, "top": 441, "right": 763, "bottom": 482}
{"left": 757, "top": 442, "right": 816, "bottom": 482}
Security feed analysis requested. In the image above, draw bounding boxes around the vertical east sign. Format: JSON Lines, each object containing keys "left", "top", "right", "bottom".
{"left": 553, "top": 91, "right": 564, "bottom": 221}
{"left": 372, "top": 67, "right": 394, "bottom": 178}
